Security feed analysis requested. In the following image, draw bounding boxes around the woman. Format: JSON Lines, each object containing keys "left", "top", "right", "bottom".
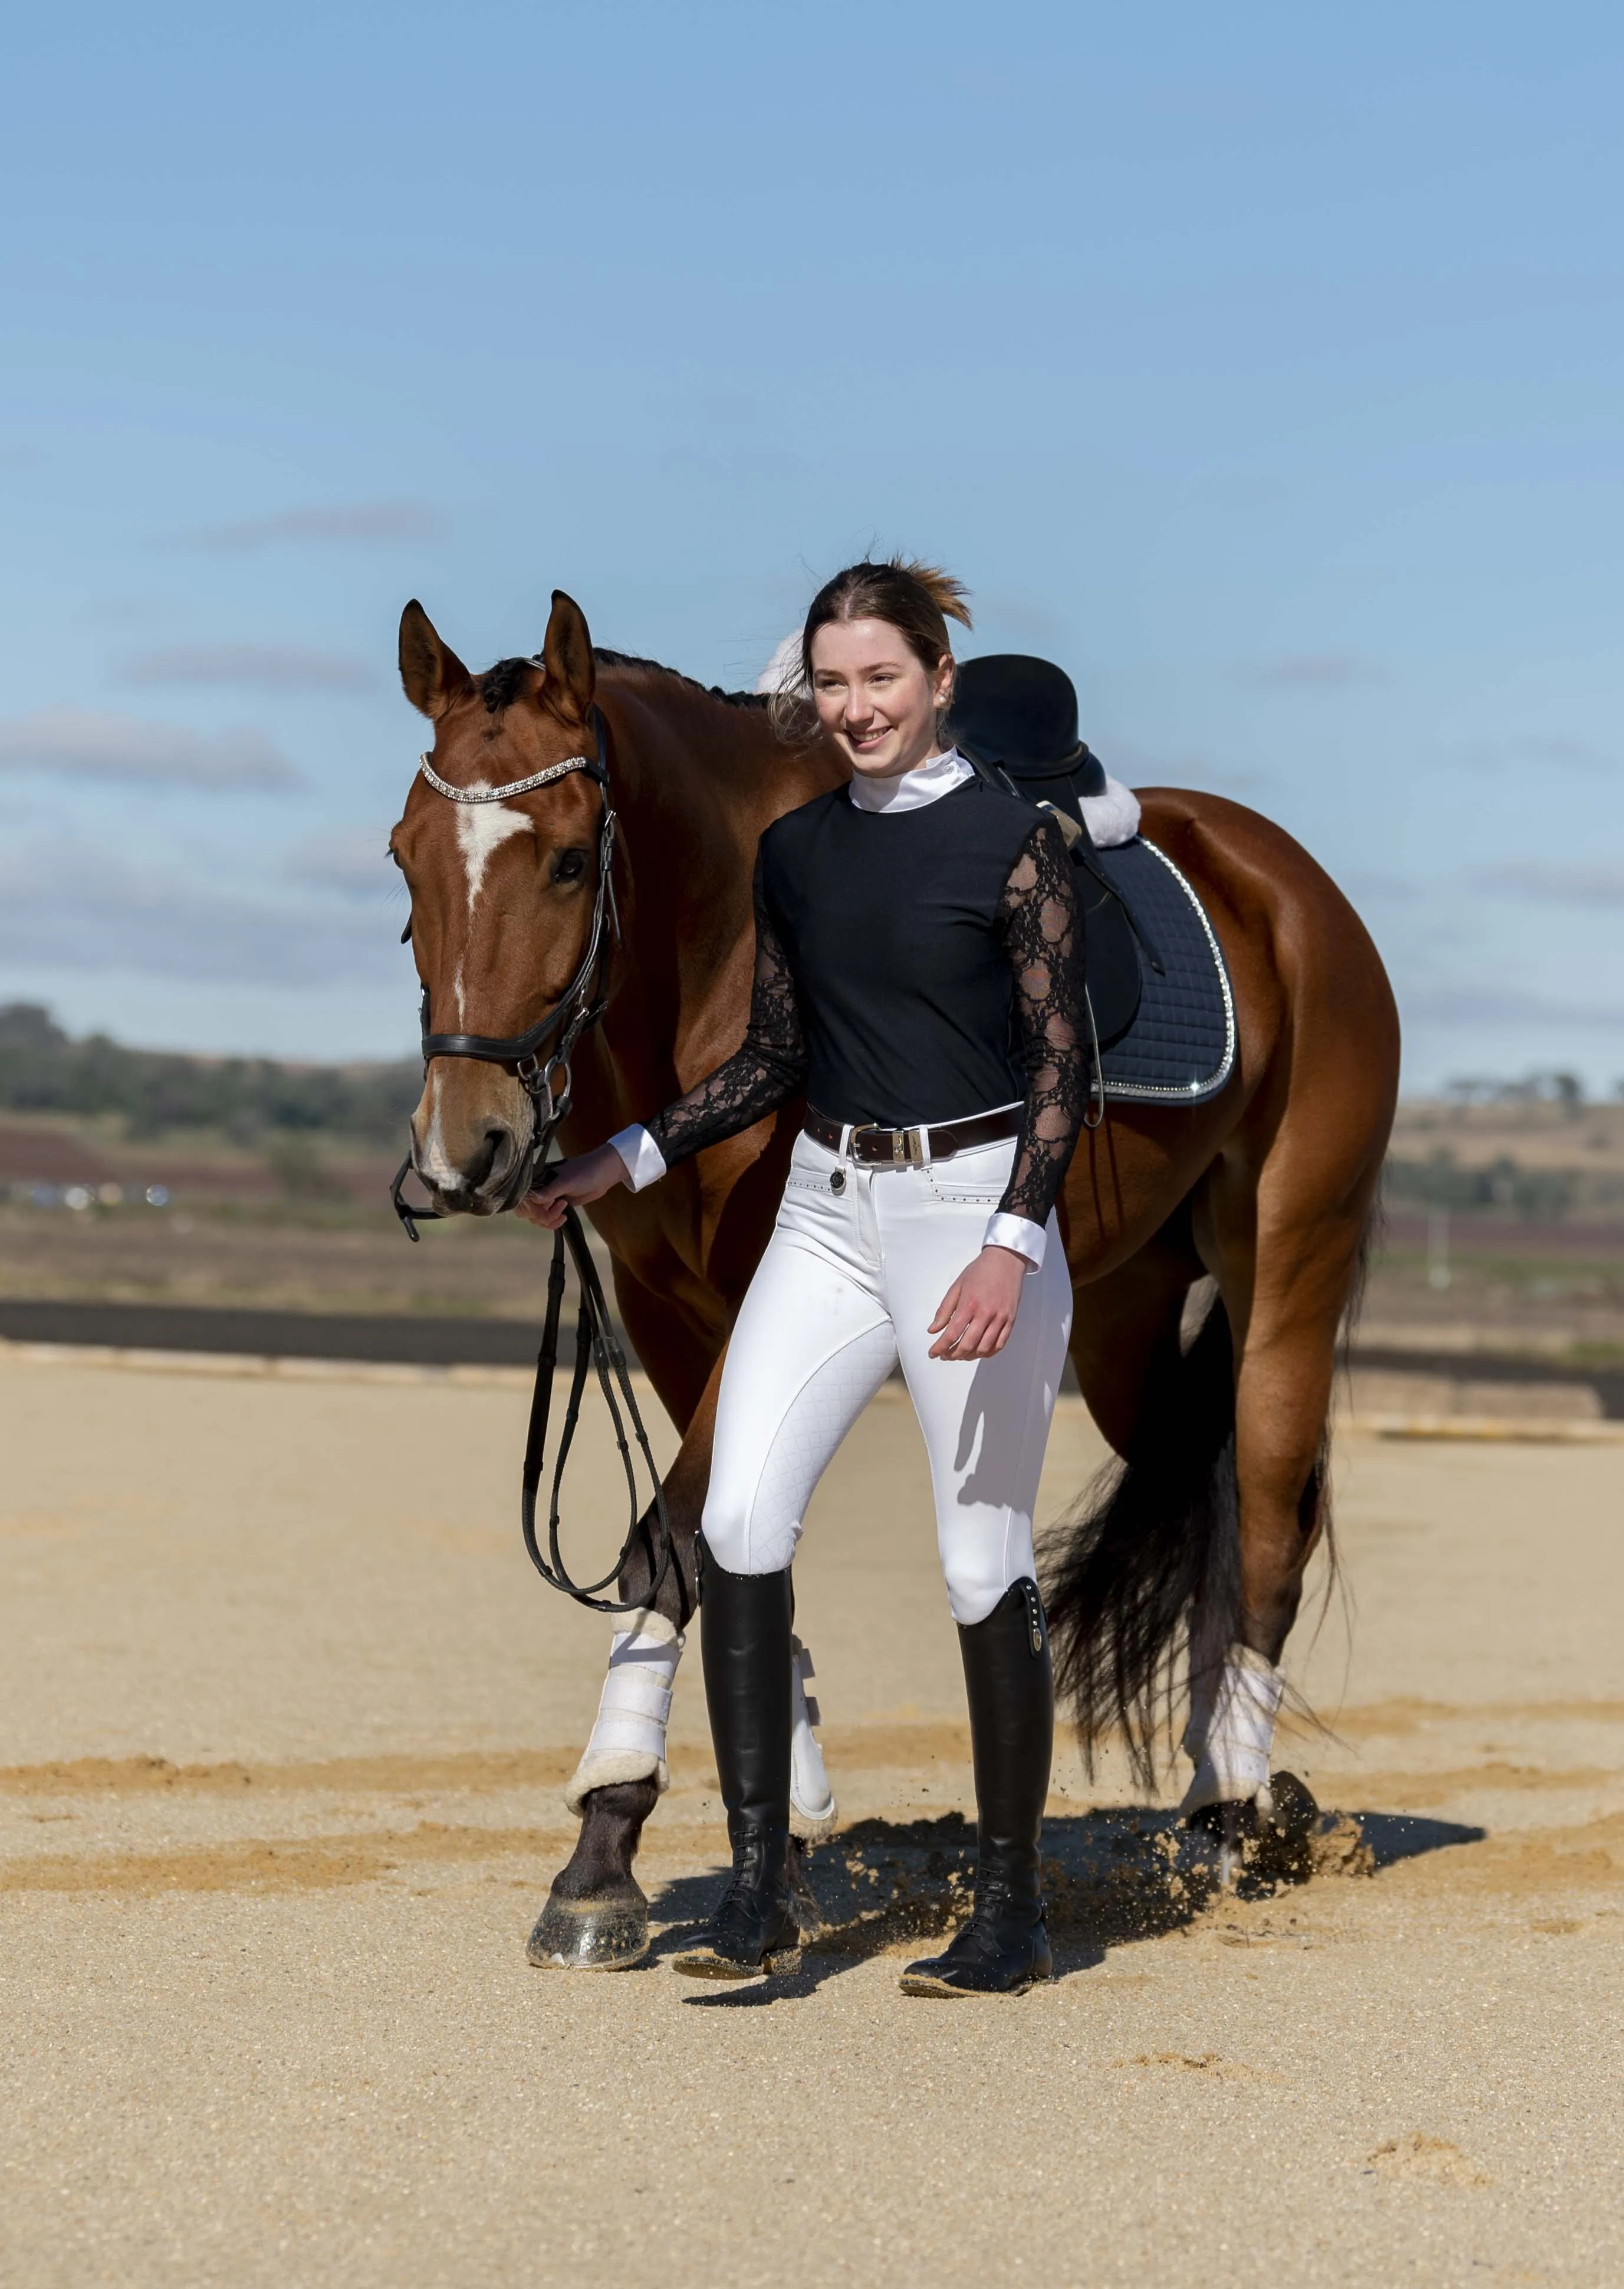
{"left": 524, "top": 559, "right": 1086, "bottom": 1995}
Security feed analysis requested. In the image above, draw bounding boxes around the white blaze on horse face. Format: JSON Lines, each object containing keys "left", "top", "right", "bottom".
{"left": 451, "top": 799, "right": 532, "bottom": 1020}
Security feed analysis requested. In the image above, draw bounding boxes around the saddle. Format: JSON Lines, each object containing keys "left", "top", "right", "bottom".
{"left": 948, "top": 656, "right": 1235, "bottom": 1106}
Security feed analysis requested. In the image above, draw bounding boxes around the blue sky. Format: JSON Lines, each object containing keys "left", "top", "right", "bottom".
{"left": 2, "top": 1, "right": 1620, "bottom": 1091}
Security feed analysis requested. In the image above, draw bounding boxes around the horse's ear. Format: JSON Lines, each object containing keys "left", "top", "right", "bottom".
{"left": 399, "top": 600, "right": 472, "bottom": 720}
{"left": 541, "top": 589, "right": 596, "bottom": 724}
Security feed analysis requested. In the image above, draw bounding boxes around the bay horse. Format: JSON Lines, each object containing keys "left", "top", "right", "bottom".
{"left": 389, "top": 588, "right": 1400, "bottom": 1967}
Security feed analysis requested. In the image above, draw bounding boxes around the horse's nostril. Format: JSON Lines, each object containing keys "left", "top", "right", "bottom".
{"left": 466, "top": 1128, "right": 514, "bottom": 1191}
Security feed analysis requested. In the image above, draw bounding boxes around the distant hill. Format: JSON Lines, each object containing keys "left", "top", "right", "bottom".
{"left": 0, "top": 1004, "right": 419, "bottom": 1143}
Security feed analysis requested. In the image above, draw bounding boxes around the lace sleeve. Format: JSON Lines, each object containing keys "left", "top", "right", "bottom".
{"left": 645, "top": 856, "right": 807, "bottom": 1167}
{"left": 995, "top": 813, "right": 1088, "bottom": 1229}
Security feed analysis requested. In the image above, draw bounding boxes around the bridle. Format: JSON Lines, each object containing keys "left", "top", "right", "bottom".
{"left": 390, "top": 702, "right": 620, "bottom": 1242}
{"left": 387, "top": 692, "right": 672, "bottom": 1617}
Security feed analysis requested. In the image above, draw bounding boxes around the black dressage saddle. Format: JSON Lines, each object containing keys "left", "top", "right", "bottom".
{"left": 948, "top": 656, "right": 1234, "bottom": 1107}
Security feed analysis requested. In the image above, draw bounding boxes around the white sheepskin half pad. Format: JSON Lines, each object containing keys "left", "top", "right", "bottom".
{"left": 1179, "top": 1644, "right": 1284, "bottom": 1820}
{"left": 1079, "top": 774, "right": 1141, "bottom": 849}
{"left": 564, "top": 1608, "right": 685, "bottom": 1815}
{"left": 789, "top": 1636, "right": 837, "bottom": 1841}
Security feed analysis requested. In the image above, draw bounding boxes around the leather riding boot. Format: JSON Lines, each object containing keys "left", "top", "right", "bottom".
{"left": 670, "top": 1538, "right": 801, "bottom": 1980}
{"left": 902, "top": 1578, "right": 1054, "bottom": 1996}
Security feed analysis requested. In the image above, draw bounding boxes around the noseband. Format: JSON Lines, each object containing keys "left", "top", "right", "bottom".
{"left": 390, "top": 704, "right": 620, "bottom": 1242}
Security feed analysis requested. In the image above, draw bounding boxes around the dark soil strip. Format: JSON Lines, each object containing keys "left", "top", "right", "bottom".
{"left": 0, "top": 1298, "right": 560, "bottom": 1368}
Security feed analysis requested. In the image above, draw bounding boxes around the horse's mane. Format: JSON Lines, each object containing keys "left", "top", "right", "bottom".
{"left": 475, "top": 648, "right": 770, "bottom": 717}
{"left": 591, "top": 648, "right": 770, "bottom": 712}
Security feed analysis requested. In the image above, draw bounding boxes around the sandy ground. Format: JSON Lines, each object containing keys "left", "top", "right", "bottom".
{"left": 1, "top": 1352, "right": 1620, "bottom": 2288}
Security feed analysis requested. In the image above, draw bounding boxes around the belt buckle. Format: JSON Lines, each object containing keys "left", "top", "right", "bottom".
{"left": 894, "top": 1128, "right": 925, "bottom": 1168}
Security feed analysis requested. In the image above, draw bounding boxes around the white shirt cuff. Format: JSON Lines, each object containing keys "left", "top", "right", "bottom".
{"left": 983, "top": 1212, "right": 1046, "bottom": 1273}
{"left": 609, "top": 1124, "right": 668, "bottom": 1193}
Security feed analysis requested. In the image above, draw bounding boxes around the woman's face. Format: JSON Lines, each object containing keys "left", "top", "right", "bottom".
{"left": 808, "top": 617, "right": 955, "bottom": 779}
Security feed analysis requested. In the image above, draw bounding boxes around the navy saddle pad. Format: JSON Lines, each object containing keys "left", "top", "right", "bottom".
{"left": 1087, "top": 836, "right": 1235, "bottom": 1104}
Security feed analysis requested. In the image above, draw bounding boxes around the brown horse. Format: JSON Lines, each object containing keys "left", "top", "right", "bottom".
{"left": 390, "top": 589, "right": 1401, "bottom": 1966}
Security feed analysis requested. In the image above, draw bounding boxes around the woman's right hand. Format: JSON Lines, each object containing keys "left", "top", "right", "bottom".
{"left": 514, "top": 1142, "right": 629, "bottom": 1230}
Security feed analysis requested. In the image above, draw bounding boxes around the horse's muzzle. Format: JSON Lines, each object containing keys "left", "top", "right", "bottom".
{"left": 412, "top": 1116, "right": 535, "bottom": 1217}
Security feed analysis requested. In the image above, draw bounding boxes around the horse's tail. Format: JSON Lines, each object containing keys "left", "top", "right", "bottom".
{"left": 1041, "top": 1201, "right": 1378, "bottom": 1786}
{"left": 1039, "top": 1290, "right": 1243, "bottom": 1789}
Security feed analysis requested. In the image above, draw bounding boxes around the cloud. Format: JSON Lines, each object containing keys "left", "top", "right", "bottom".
{"left": 171, "top": 501, "right": 445, "bottom": 551}
{"left": 1403, "top": 983, "right": 1624, "bottom": 1030}
{"left": 0, "top": 844, "right": 400, "bottom": 987}
{"left": 284, "top": 831, "right": 395, "bottom": 897}
{"left": 1102, "top": 735, "right": 1274, "bottom": 796}
{"left": 117, "top": 643, "right": 376, "bottom": 694}
{"left": 1457, "top": 734, "right": 1612, "bottom": 774}
{"left": 1240, "top": 653, "right": 1384, "bottom": 688}
{"left": 0, "top": 710, "right": 298, "bottom": 789}
{"left": 1473, "top": 862, "right": 1624, "bottom": 907}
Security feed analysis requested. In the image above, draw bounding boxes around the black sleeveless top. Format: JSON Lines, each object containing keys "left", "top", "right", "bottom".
{"left": 644, "top": 773, "right": 1087, "bottom": 1229}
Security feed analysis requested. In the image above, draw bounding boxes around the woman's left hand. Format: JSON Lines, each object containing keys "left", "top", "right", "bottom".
{"left": 928, "top": 1246, "right": 1028, "bottom": 1360}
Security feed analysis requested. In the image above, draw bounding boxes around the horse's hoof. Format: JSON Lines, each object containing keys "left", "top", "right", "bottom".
{"left": 787, "top": 1838, "right": 828, "bottom": 1937}
{"left": 525, "top": 1894, "right": 649, "bottom": 1971}
{"left": 1265, "top": 1770, "right": 1319, "bottom": 1843}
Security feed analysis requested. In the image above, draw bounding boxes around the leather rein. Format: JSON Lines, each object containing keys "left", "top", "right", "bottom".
{"left": 389, "top": 698, "right": 672, "bottom": 1616}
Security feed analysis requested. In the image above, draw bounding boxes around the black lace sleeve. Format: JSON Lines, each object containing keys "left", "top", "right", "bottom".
{"left": 994, "top": 813, "right": 1088, "bottom": 1229}
{"left": 644, "top": 856, "right": 807, "bottom": 1167}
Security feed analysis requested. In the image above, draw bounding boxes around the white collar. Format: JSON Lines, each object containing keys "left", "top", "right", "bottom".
{"left": 847, "top": 748, "right": 974, "bottom": 815}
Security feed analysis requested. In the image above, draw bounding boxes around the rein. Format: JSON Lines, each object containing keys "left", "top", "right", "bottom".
{"left": 390, "top": 696, "right": 672, "bottom": 1615}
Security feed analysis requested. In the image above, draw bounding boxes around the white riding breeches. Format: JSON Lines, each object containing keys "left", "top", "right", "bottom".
{"left": 702, "top": 1129, "right": 1074, "bottom": 1625}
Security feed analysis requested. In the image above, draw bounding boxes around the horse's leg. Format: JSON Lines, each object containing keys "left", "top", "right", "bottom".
{"left": 1184, "top": 1142, "right": 1374, "bottom": 1858}
{"left": 527, "top": 1276, "right": 722, "bottom": 1970}
{"left": 1067, "top": 1219, "right": 1205, "bottom": 1455}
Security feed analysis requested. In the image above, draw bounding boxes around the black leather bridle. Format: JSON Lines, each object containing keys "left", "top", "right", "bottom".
{"left": 387, "top": 697, "right": 671, "bottom": 1615}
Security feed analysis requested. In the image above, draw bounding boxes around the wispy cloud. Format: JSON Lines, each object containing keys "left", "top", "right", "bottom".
{"left": 117, "top": 643, "right": 376, "bottom": 693}
{"left": 284, "top": 831, "right": 395, "bottom": 897}
{"left": 0, "top": 844, "right": 399, "bottom": 987}
{"left": 1473, "top": 862, "right": 1624, "bottom": 908}
{"left": 1239, "top": 653, "right": 1384, "bottom": 688}
{"left": 1457, "top": 734, "right": 1612, "bottom": 773}
{"left": 1404, "top": 983, "right": 1624, "bottom": 1030}
{"left": 0, "top": 710, "right": 298, "bottom": 790}
{"left": 170, "top": 500, "right": 444, "bottom": 551}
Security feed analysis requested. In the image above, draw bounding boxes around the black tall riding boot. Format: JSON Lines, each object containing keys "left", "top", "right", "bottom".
{"left": 902, "top": 1578, "right": 1054, "bottom": 1996}
{"left": 670, "top": 1538, "right": 801, "bottom": 1981}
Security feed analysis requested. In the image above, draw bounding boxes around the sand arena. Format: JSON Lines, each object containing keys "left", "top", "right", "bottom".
{"left": 1, "top": 1345, "right": 1620, "bottom": 2286}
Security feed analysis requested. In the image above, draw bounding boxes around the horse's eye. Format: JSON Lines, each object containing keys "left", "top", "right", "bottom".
{"left": 552, "top": 849, "right": 589, "bottom": 885}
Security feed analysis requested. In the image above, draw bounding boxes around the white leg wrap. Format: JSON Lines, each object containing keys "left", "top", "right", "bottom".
{"left": 789, "top": 1636, "right": 837, "bottom": 1841}
{"left": 564, "top": 1609, "right": 684, "bottom": 1815}
{"left": 1179, "top": 1644, "right": 1284, "bottom": 1820}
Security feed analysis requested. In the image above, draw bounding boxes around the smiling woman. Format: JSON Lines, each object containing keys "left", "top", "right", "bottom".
{"left": 531, "top": 556, "right": 1089, "bottom": 1995}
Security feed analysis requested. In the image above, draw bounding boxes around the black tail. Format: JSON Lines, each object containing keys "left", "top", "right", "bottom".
{"left": 1038, "top": 1291, "right": 1242, "bottom": 1789}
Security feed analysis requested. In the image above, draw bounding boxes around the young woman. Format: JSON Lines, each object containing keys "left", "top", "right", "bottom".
{"left": 524, "top": 560, "right": 1086, "bottom": 1995}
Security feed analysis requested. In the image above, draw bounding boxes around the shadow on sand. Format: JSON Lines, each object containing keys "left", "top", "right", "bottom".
{"left": 646, "top": 1795, "right": 1486, "bottom": 2004}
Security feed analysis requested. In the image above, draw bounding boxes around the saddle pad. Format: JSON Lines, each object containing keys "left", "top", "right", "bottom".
{"left": 1090, "top": 838, "right": 1235, "bottom": 1104}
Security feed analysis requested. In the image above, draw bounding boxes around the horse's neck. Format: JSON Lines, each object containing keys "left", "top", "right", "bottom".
{"left": 594, "top": 672, "right": 839, "bottom": 1108}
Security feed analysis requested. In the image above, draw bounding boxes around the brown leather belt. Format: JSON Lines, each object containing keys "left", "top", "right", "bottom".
{"left": 803, "top": 1104, "right": 1021, "bottom": 1168}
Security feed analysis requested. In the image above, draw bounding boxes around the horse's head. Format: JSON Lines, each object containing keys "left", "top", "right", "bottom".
{"left": 391, "top": 589, "right": 607, "bottom": 1216}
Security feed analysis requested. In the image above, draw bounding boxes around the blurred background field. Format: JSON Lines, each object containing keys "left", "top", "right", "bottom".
{"left": 5, "top": 997, "right": 1624, "bottom": 1418}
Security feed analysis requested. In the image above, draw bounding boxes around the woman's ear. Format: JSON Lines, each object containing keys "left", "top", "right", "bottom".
{"left": 932, "top": 652, "right": 957, "bottom": 711}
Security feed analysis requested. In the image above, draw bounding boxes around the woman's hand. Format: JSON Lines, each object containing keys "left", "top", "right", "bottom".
{"left": 514, "top": 1142, "right": 629, "bottom": 1231}
{"left": 928, "top": 1245, "right": 1028, "bottom": 1361}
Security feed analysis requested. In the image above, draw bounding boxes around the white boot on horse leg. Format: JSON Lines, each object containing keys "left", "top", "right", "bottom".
{"left": 564, "top": 1608, "right": 685, "bottom": 1813}
{"left": 1179, "top": 1643, "right": 1284, "bottom": 1880}
{"left": 789, "top": 1636, "right": 837, "bottom": 1841}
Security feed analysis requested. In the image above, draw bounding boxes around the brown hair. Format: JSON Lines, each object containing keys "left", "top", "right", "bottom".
{"left": 771, "top": 556, "right": 972, "bottom": 738}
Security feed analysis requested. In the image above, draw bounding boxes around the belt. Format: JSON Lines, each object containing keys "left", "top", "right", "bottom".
{"left": 803, "top": 1104, "right": 1022, "bottom": 1168}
